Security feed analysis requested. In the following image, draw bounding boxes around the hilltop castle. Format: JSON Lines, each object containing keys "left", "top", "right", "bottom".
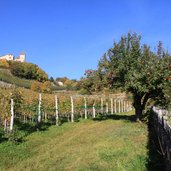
{"left": 0, "top": 52, "right": 26, "bottom": 62}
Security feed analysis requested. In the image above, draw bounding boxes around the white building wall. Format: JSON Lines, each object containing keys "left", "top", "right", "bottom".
{"left": 15, "top": 52, "right": 26, "bottom": 62}
{"left": 0, "top": 54, "right": 14, "bottom": 61}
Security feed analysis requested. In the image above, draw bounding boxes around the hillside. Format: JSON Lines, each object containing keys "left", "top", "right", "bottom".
{"left": 0, "top": 60, "right": 67, "bottom": 93}
{"left": 0, "top": 111, "right": 152, "bottom": 171}
{"left": 0, "top": 69, "right": 33, "bottom": 89}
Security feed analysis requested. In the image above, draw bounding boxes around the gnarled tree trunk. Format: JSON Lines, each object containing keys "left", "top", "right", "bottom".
{"left": 133, "top": 94, "right": 143, "bottom": 121}
{"left": 133, "top": 93, "right": 150, "bottom": 121}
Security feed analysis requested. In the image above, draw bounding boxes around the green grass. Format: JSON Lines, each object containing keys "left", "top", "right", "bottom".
{"left": 0, "top": 112, "right": 149, "bottom": 171}
{"left": 0, "top": 69, "right": 33, "bottom": 89}
{"left": 0, "top": 69, "right": 62, "bottom": 91}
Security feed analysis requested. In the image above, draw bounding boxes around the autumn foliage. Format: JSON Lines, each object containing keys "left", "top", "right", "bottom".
{"left": 31, "top": 81, "right": 52, "bottom": 93}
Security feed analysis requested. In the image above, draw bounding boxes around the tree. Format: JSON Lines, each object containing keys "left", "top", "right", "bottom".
{"left": 31, "top": 81, "right": 52, "bottom": 93}
{"left": 36, "top": 68, "right": 48, "bottom": 82}
{"left": 31, "top": 81, "right": 42, "bottom": 92}
{"left": 77, "top": 70, "right": 99, "bottom": 94}
{"left": 0, "top": 59, "right": 9, "bottom": 68}
{"left": 64, "top": 79, "right": 74, "bottom": 90}
{"left": 41, "top": 81, "right": 52, "bottom": 93}
{"left": 98, "top": 32, "right": 171, "bottom": 120}
{"left": 10, "top": 62, "right": 25, "bottom": 78}
{"left": 49, "top": 76, "right": 54, "bottom": 82}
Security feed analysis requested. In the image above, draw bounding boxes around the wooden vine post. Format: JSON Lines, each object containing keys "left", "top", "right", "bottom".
{"left": 55, "top": 95, "right": 59, "bottom": 126}
{"left": 84, "top": 97, "right": 87, "bottom": 119}
{"left": 93, "top": 102, "right": 96, "bottom": 118}
{"left": 45, "top": 113, "right": 47, "bottom": 122}
{"left": 101, "top": 98, "right": 103, "bottom": 114}
{"left": 106, "top": 101, "right": 108, "bottom": 114}
{"left": 118, "top": 99, "right": 121, "bottom": 113}
{"left": 121, "top": 99, "right": 124, "bottom": 113}
{"left": 114, "top": 99, "right": 117, "bottom": 113}
{"left": 111, "top": 98, "right": 113, "bottom": 114}
{"left": 38, "top": 93, "right": 42, "bottom": 123}
{"left": 124, "top": 101, "right": 126, "bottom": 112}
{"left": 126, "top": 101, "right": 129, "bottom": 112}
{"left": 71, "top": 96, "right": 74, "bottom": 122}
{"left": 10, "top": 98, "right": 14, "bottom": 132}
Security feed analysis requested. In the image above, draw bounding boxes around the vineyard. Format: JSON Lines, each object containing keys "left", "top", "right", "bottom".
{"left": 0, "top": 87, "right": 132, "bottom": 136}
{"left": 0, "top": 88, "right": 167, "bottom": 170}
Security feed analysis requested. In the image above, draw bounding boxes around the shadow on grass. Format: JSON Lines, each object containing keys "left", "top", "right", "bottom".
{"left": 0, "top": 114, "right": 81, "bottom": 144}
{"left": 59, "top": 114, "right": 81, "bottom": 126}
{"left": 15, "top": 119, "right": 52, "bottom": 133}
{"left": 93, "top": 113, "right": 136, "bottom": 122}
{"left": 0, "top": 129, "right": 8, "bottom": 143}
{"left": 15, "top": 119, "right": 36, "bottom": 135}
{"left": 7, "top": 119, "right": 53, "bottom": 144}
{"left": 93, "top": 112, "right": 166, "bottom": 171}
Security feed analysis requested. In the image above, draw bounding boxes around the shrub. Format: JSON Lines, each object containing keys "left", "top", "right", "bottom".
{"left": 7, "top": 127, "right": 23, "bottom": 144}
{"left": 0, "top": 59, "right": 9, "bottom": 68}
{"left": 31, "top": 81, "right": 52, "bottom": 93}
{"left": 78, "top": 88, "right": 90, "bottom": 95}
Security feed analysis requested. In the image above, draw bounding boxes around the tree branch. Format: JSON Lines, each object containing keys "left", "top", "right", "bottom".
{"left": 142, "top": 93, "right": 150, "bottom": 110}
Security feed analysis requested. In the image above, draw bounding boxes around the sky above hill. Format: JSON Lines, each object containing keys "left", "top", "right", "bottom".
{"left": 0, "top": 0, "right": 171, "bottom": 80}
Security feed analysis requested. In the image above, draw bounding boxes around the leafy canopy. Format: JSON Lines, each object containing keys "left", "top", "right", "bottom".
{"left": 97, "top": 32, "right": 171, "bottom": 119}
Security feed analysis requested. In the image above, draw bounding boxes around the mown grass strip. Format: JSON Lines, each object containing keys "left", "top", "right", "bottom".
{"left": 0, "top": 112, "right": 149, "bottom": 171}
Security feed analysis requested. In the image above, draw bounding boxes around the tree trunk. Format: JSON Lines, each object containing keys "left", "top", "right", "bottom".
{"left": 135, "top": 106, "right": 143, "bottom": 121}
{"left": 133, "top": 94, "right": 143, "bottom": 121}
{"left": 133, "top": 92, "right": 150, "bottom": 121}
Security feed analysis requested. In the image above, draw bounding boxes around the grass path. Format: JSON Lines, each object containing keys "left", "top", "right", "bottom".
{"left": 0, "top": 112, "right": 148, "bottom": 171}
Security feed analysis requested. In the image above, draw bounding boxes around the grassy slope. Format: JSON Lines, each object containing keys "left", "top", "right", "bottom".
{"left": 0, "top": 69, "right": 63, "bottom": 91}
{"left": 0, "top": 69, "right": 33, "bottom": 89}
{"left": 0, "top": 112, "right": 148, "bottom": 171}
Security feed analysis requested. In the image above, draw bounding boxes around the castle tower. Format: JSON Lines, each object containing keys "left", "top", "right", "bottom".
{"left": 19, "top": 52, "right": 26, "bottom": 62}
{"left": 15, "top": 52, "right": 26, "bottom": 62}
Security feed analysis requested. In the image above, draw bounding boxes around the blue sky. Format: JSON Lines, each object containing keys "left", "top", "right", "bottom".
{"left": 0, "top": 0, "right": 171, "bottom": 79}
